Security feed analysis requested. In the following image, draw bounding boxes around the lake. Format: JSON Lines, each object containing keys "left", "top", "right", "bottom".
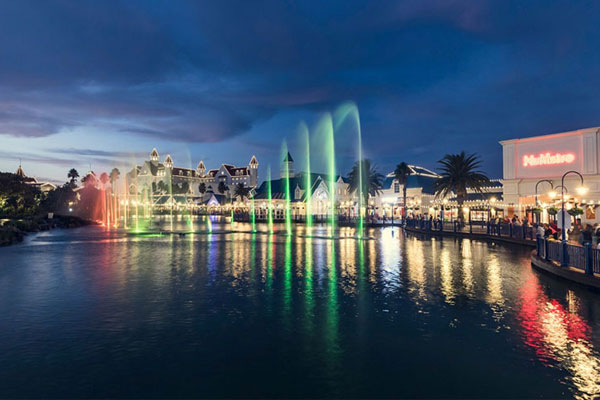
{"left": 0, "top": 221, "right": 599, "bottom": 398}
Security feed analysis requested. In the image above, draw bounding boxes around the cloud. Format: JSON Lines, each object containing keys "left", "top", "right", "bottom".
{"left": 1, "top": 0, "right": 600, "bottom": 178}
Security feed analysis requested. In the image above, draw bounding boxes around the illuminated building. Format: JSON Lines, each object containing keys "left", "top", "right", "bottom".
{"left": 501, "top": 127, "right": 600, "bottom": 223}
{"left": 15, "top": 164, "right": 56, "bottom": 193}
{"left": 126, "top": 148, "right": 259, "bottom": 204}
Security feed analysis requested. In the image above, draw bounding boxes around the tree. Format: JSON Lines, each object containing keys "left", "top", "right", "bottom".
{"left": 217, "top": 181, "right": 229, "bottom": 201}
{"left": 394, "top": 162, "right": 412, "bottom": 219}
{"left": 109, "top": 168, "right": 120, "bottom": 189}
{"left": 0, "top": 172, "right": 42, "bottom": 217}
{"left": 434, "top": 152, "right": 490, "bottom": 222}
{"left": 68, "top": 168, "right": 79, "bottom": 185}
{"left": 99, "top": 172, "right": 109, "bottom": 186}
{"left": 198, "top": 182, "right": 206, "bottom": 196}
{"left": 346, "top": 159, "right": 384, "bottom": 208}
{"left": 234, "top": 183, "right": 250, "bottom": 202}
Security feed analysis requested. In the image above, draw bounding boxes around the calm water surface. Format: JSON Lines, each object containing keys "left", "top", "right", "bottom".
{"left": 1, "top": 221, "right": 600, "bottom": 398}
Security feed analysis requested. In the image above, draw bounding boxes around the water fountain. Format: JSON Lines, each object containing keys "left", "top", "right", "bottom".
{"left": 299, "top": 122, "right": 313, "bottom": 234}
{"left": 282, "top": 141, "right": 293, "bottom": 236}
{"left": 335, "top": 102, "right": 364, "bottom": 238}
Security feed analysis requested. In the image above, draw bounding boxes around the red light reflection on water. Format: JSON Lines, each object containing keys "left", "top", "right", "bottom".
{"left": 518, "top": 277, "right": 600, "bottom": 399}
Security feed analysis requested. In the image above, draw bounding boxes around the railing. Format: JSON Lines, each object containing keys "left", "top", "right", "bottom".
{"left": 403, "top": 219, "right": 538, "bottom": 242}
{"left": 536, "top": 236, "right": 596, "bottom": 275}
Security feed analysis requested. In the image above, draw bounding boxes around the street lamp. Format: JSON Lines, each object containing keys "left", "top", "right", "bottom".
{"left": 534, "top": 179, "right": 553, "bottom": 224}
{"left": 535, "top": 179, "right": 554, "bottom": 207}
{"left": 560, "top": 171, "right": 586, "bottom": 243}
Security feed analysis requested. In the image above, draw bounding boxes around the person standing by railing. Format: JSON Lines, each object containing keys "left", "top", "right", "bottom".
{"left": 537, "top": 223, "right": 545, "bottom": 238}
{"left": 582, "top": 224, "right": 593, "bottom": 245}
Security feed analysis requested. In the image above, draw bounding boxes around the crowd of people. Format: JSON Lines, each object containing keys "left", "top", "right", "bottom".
{"left": 536, "top": 218, "right": 600, "bottom": 246}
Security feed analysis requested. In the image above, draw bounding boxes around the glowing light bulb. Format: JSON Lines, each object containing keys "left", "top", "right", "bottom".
{"left": 576, "top": 186, "right": 588, "bottom": 196}
{"left": 548, "top": 191, "right": 557, "bottom": 199}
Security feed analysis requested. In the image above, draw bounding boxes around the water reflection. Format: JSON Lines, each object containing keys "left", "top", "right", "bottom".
{"left": 519, "top": 277, "right": 600, "bottom": 399}
{"left": 2, "top": 224, "right": 600, "bottom": 398}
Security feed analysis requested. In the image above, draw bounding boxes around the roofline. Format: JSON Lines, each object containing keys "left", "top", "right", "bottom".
{"left": 499, "top": 127, "right": 600, "bottom": 146}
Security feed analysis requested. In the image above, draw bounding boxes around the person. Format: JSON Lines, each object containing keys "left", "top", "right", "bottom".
{"left": 582, "top": 224, "right": 593, "bottom": 244}
{"left": 536, "top": 223, "right": 545, "bottom": 238}
{"left": 570, "top": 222, "right": 581, "bottom": 243}
{"left": 544, "top": 223, "right": 553, "bottom": 238}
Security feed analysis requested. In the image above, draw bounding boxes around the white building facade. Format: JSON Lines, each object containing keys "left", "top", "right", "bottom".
{"left": 501, "top": 127, "right": 600, "bottom": 224}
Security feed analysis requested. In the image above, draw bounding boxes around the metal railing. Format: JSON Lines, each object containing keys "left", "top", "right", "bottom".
{"left": 403, "top": 218, "right": 538, "bottom": 242}
{"left": 536, "top": 236, "right": 596, "bottom": 275}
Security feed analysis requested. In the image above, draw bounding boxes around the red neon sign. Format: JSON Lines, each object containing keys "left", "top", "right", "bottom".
{"left": 522, "top": 152, "right": 575, "bottom": 167}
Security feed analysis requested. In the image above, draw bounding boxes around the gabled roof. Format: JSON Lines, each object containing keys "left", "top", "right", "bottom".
{"left": 250, "top": 155, "right": 258, "bottom": 166}
{"left": 254, "top": 171, "right": 338, "bottom": 200}
{"left": 226, "top": 166, "right": 249, "bottom": 176}
{"left": 283, "top": 152, "right": 294, "bottom": 162}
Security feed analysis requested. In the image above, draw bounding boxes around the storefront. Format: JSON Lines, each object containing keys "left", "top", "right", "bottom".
{"left": 501, "top": 127, "right": 600, "bottom": 224}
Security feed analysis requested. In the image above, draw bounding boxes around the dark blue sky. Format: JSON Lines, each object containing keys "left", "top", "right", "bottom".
{"left": 1, "top": 0, "right": 600, "bottom": 182}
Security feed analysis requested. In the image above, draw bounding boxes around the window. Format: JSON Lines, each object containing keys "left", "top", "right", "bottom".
{"left": 394, "top": 183, "right": 400, "bottom": 193}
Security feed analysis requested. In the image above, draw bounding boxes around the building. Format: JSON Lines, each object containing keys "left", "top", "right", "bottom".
{"left": 253, "top": 153, "right": 350, "bottom": 220}
{"left": 15, "top": 164, "right": 57, "bottom": 193}
{"left": 376, "top": 165, "right": 440, "bottom": 219}
{"left": 500, "top": 127, "right": 600, "bottom": 224}
{"left": 127, "top": 149, "right": 259, "bottom": 205}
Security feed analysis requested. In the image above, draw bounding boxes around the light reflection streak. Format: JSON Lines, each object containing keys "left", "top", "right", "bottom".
{"left": 460, "top": 240, "right": 474, "bottom": 297}
{"left": 439, "top": 246, "right": 455, "bottom": 304}
{"left": 519, "top": 277, "right": 600, "bottom": 399}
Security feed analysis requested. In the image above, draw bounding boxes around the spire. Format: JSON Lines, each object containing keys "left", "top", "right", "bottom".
{"left": 281, "top": 152, "right": 295, "bottom": 178}
{"left": 15, "top": 163, "right": 26, "bottom": 178}
{"left": 249, "top": 155, "right": 258, "bottom": 168}
{"left": 164, "top": 154, "right": 173, "bottom": 168}
{"left": 150, "top": 148, "right": 159, "bottom": 162}
{"left": 197, "top": 160, "right": 206, "bottom": 174}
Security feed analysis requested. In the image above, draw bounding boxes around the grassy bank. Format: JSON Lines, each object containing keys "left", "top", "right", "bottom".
{"left": 0, "top": 216, "right": 92, "bottom": 246}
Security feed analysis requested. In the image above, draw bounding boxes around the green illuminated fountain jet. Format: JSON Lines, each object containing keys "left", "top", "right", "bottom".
{"left": 335, "top": 102, "right": 364, "bottom": 238}
{"left": 299, "top": 122, "right": 313, "bottom": 234}
{"left": 282, "top": 142, "right": 293, "bottom": 236}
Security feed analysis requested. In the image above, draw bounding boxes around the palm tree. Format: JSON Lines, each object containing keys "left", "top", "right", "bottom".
{"left": 109, "top": 168, "right": 120, "bottom": 187}
{"left": 434, "top": 152, "right": 490, "bottom": 223}
{"left": 217, "top": 181, "right": 229, "bottom": 202}
{"left": 347, "top": 159, "right": 384, "bottom": 214}
{"left": 99, "top": 172, "right": 109, "bottom": 187}
{"left": 234, "top": 183, "right": 250, "bottom": 202}
{"left": 68, "top": 168, "right": 79, "bottom": 185}
{"left": 394, "top": 162, "right": 412, "bottom": 220}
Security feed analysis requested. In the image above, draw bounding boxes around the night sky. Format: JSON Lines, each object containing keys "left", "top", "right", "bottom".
{"left": 1, "top": 0, "right": 600, "bottom": 183}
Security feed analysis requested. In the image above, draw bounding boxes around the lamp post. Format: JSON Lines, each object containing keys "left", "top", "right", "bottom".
{"left": 534, "top": 179, "right": 553, "bottom": 224}
{"left": 560, "top": 171, "right": 587, "bottom": 243}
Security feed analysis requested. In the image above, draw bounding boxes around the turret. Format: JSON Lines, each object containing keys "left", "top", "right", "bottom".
{"left": 197, "top": 160, "right": 206, "bottom": 176}
{"left": 164, "top": 154, "right": 173, "bottom": 169}
{"left": 249, "top": 156, "right": 258, "bottom": 187}
{"left": 15, "top": 164, "right": 26, "bottom": 178}
{"left": 281, "top": 152, "right": 295, "bottom": 179}
{"left": 150, "top": 148, "right": 159, "bottom": 162}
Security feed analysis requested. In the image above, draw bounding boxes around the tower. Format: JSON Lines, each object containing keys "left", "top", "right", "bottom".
{"left": 281, "top": 152, "right": 294, "bottom": 179}
{"left": 249, "top": 156, "right": 258, "bottom": 187}
{"left": 164, "top": 154, "right": 173, "bottom": 169}
{"left": 197, "top": 160, "right": 206, "bottom": 176}
{"left": 150, "top": 148, "right": 159, "bottom": 163}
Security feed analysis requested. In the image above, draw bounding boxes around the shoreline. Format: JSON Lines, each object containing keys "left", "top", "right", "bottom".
{"left": 0, "top": 216, "right": 93, "bottom": 246}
